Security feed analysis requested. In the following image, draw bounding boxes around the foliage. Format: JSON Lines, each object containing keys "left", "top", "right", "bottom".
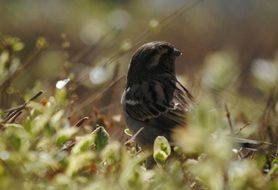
{"left": 0, "top": 88, "right": 277, "bottom": 190}
{"left": 0, "top": 24, "right": 278, "bottom": 190}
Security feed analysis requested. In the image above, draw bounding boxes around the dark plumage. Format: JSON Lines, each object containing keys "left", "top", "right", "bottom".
{"left": 121, "top": 42, "right": 277, "bottom": 170}
{"left": 121, "top": 41, "right": 194, "bottom": 148}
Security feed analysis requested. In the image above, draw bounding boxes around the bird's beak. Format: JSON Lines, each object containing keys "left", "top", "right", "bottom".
{"left": 173, "top": 48, "right": 182, "bottom": 57}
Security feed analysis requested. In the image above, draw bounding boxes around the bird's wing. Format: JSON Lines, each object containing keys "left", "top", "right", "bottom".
{"left": 123, "top": 79, "right": 194, "bottom": 129}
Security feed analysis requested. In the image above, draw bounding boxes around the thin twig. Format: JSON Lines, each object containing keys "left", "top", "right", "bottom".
{"left": 224, "top": 103, "right": 234, "bottom": 134}
{"left": 243, "top": 150, "right": 254, "bottom": 159}
{"left": 234, "top": 122, "right": 250, "bottom": 135}
{"left": 25, "top": 90, "right": 44, "bottom": 104}
{"left": 124, "top": 127, "right": 144, "bottom": 146}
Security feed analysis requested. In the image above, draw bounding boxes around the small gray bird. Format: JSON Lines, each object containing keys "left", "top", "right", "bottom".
{"left": 121, "top": 41, "right": 194, "bottom": 149}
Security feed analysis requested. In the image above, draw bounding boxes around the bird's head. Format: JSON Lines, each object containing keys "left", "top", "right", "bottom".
{"left": 127, "top": 41, "right": 182, "bottom": 84}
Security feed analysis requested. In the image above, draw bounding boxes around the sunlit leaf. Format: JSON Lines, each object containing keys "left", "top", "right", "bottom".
{"left": 153, "top": 136, "right": 171, "bottom": 165}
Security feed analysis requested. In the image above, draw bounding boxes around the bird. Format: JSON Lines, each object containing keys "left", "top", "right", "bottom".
{"left": 121, "top": 41, "right": 194, "bottom": 149}
{"left": 121, "top": 41, "right": 278, "bottom": 169}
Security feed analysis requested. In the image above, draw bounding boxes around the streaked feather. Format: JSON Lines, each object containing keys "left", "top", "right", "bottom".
{"left": 123, "top": 77, "right": 194, "bottom": 130}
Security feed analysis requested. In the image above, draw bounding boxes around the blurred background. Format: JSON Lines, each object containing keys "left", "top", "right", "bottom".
{"left": 0, "top": 0, "right": 278, "bottom": 140}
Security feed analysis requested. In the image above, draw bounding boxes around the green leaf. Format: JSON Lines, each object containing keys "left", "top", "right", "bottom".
{"left": 66, "top": 152, "right": 95, "bottom": 176}
{"left": 92, "top": 126, "right": 109, "bottom": 152}
{"left": 101, "top": 142, "right": 121, "bottom": 165}
{"left": 72, "top": 133, "right": 96, "bottom": 155}
{"left": 56, "top": 127, "right": 78, "bottom": 146}
{"left": 153, "top": 136, "right": 171, "bottom": 165}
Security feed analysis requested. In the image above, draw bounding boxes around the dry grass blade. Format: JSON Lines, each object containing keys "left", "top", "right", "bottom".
{"left": 26, "top": 90, "right": 44, "bottom": 104}
{"left": 61, "top": 140, "right": 76, "bottom": 152}
{"left": 124, "top": 127, "right": 144, "bottom": 146}
{"left": 1, "top": 91, "right": 43, "bottom": 125}
{"left": 74, "top": 117, "right": 89, "bottom": 127}
{"left": 9, "top": 111, "right": 22, "bottom": 123}
{"left": 234, "top": 122, "right": 250, "bottom": 135}
{"left": 3, "top": 109, "right": 22, "bottom": 122}
{"left": 224, "top": 103, "right": 234, "bottom": 133}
